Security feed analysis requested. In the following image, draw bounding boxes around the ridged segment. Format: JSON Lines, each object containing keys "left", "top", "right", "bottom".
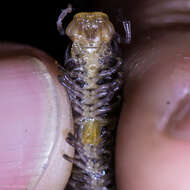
{"left": 58, "top": 11, "right": 123, "bottom": 190}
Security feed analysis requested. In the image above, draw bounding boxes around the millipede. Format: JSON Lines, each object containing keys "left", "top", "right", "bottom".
{"left": 57, "top": 6, "right": 131, "bottom": 190}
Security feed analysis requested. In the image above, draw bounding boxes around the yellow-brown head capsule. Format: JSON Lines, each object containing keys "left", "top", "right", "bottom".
{"left": 66, "top": 12, "right": 115, "bottom": 47}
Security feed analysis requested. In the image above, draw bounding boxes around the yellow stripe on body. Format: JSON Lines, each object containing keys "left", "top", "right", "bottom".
{"left": 82, "top": 119, "right": 101, "bottom": 146}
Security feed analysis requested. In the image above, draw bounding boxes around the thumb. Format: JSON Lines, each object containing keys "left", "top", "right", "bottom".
{"left": 0, "top": 43, "right": 74, "bottom": 190}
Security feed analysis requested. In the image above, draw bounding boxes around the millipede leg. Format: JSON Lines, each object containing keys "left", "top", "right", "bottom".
{"left": 99, "top": 58, "right": 122, "bottom": 76}
{"left": 95, "top": 101, "right": 120, "bottom": 116}
{"left": 56, "top": 4, "right": 72, "bottom": 35}
{"left": 66, "top": 132, "right": 75, "bottom": 147}
{"left": 73, "top": 104, "right": 83, "bottom": 115}
{"left": 63, "top": 154, "right": 74, "bottom": 163}
{"left": 58, "top": 75, "right": 83, "bottom": 98}
{"left": 122, "top": 20, "right": 131, "bottom": 44}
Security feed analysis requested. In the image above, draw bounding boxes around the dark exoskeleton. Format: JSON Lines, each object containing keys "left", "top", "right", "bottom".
{"left": 57, "top": 8, "right": 131, "bottom": 190}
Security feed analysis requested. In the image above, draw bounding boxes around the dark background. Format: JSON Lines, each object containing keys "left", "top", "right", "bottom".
{"left": 0, "top": 1, "right": 92, "bottom": 63}
{"left": 0, "top": 2, "right": 129, "bottom": 64}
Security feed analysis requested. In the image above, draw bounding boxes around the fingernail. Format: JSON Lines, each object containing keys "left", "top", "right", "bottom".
{"left": 0, "top": 43, "right": 74, "bottom": 190}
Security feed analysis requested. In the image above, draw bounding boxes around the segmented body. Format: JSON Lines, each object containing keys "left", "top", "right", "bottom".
{"left": 58, "top": 12, "right": 123, "bottom": 190}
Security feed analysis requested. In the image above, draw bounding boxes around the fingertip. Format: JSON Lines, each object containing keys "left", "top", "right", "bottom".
{"left": 0, "top": 43, "right": 74, "bottom": 190}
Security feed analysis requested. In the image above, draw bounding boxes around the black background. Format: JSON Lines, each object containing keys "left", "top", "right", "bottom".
{"left": 0, "top": 1, "right": 93, "bottom": 63}
{"left": 0, "top": 2, "right": 128, "bottom": 64}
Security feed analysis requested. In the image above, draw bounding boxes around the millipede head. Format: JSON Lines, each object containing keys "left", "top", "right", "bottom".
{"left": 66, "top": 12, "right": 116, "bottom": 47}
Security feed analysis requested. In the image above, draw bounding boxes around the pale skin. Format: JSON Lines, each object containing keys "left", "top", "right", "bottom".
{"left": 3, "top": 0, "right": 190, "bottom": 189}
{"left": 93, "top": 0, "right": 190, "bottom": 189}
{"left": 117, "top": 32, "right": 190, "bottom": 190}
